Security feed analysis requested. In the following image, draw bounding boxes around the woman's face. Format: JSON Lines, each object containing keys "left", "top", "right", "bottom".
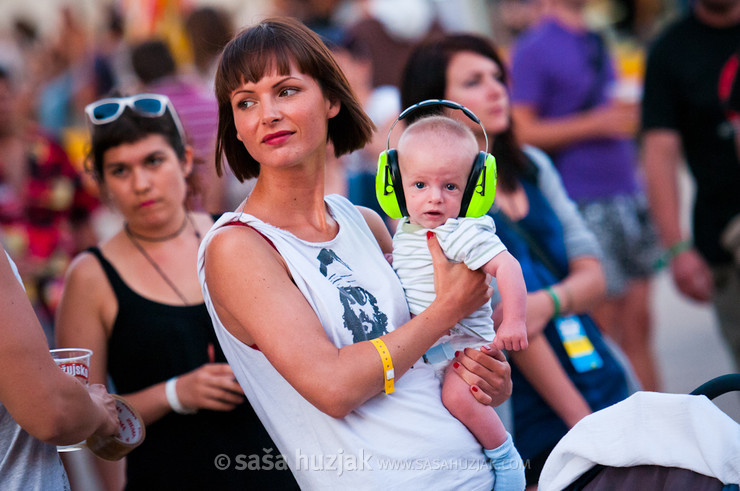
{"left": 101, "top": 134, "right": 191, "bottom": 227}
{"left": 444, "top": 51, "right": 510, "bottom": 141}
{"left": 230, "top": 61, "right": 340, "bottom": 171}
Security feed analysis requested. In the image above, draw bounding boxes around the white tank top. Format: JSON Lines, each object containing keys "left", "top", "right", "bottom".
{"left": 198, "top": 195, "right": 493, "bottom": 490}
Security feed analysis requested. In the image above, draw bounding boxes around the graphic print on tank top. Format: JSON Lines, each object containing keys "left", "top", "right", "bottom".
{"left": 317, "top": 248, "right": 388, "bottom": 342}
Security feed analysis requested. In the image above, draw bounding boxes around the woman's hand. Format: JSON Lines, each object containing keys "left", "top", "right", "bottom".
{"left": 175, "top": 363, "right": 245, "bottom": 412}
{"left": 451, "top": 345, "right": 512, "bottom": 406}
{"left": 428, "top": 232, "right": 493, "bottom": 326}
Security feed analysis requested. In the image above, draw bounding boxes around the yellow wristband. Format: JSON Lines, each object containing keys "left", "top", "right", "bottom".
{"left": 370, "top": 338, "right": 395, "bottom": 394}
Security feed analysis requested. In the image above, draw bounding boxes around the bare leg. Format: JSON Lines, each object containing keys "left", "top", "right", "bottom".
{"left": 620, "top": 279, "right": 660, "bottom": 391}
{"left": 441, "top": 363, "right": 507, "bottom": 448}
{"left": 441, "top": 363, "right": 525, "bottom": 490}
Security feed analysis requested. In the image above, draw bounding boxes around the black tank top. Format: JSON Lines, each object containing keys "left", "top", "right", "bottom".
{"left": 88, "top": 247, "right": 298, "bottom": 490}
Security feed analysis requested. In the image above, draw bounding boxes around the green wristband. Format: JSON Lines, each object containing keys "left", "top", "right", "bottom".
{"left": 668, "top": 239, "right": 693, "bottom": 256}
{"left": 546, "top": 286, "right": 561, "bottom": 319}
{"left": 654, "top": 239, "right": 692, "bottom": 270}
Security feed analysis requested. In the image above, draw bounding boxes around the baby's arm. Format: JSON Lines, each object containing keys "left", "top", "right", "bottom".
{"left": 482, "top": 251, "right": 528, "bottom": 351}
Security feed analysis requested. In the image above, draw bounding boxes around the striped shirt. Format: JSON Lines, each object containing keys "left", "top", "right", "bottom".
{"left": 392, "top": 215, "right": 506, "bottom": 342}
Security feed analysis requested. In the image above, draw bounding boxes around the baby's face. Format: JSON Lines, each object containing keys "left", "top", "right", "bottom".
{"left": 398, "top": 134, "right": 472, "bottom": 229}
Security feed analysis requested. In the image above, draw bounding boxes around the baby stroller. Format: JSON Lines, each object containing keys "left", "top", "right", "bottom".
{"left": 538, "top": 374, "right": 740, "bottom": 490}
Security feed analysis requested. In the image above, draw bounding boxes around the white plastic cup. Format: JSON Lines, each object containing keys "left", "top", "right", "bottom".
{"left": 50, "top": 348, "right": 93, "bottom": 452}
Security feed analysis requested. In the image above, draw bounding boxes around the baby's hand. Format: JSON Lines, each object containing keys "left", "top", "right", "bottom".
{"left": 492, "top": 320, "right": 528, "bottom": 351}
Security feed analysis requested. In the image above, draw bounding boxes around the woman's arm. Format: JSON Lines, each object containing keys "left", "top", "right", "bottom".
{"left": 55, "top": 253, "right": 113, "bottom": 388}
{"left": 0, "top": 251, "right": 117, "bottom": 445}
{"left": 509, "top": 337, "right": 591, "bottom": 428}
{"left": 492, "top": 149, "right": 604, "bottom": 426}
{"left": 526, "top": 145, "right": 601, "bottom": 261}
{"left": 521, "top": 145, "right": 606, "bottom": 334}
{"left": 56, "top": 253, "right": 244, "bottom": 425}
{"left": 205, "top": 224, "right": 493, "bottom": 418}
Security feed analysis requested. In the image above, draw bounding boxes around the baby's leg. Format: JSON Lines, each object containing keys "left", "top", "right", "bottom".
{"left": 441, "top": 362, "right": 507, "bottom": 448}
{"left": 442, "top": 364, "right": 525, "bottom": 491}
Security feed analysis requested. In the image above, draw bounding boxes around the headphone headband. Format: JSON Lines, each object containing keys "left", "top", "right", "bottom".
{"left": 385, "top": 99, "right": 489, "bottom": 155}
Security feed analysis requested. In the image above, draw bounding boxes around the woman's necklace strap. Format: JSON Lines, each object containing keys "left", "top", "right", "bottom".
{"left": 125, "top": 226, "right": 191, "bottom": 305}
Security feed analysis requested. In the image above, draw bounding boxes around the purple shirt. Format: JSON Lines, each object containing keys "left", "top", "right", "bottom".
{"left": 510, "top": 18, "right": 639, "bottom": 201}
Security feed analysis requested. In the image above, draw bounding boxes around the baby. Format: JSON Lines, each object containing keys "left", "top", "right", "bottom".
{"left": 391, "top": 115, "right": 528, "bottom": 490}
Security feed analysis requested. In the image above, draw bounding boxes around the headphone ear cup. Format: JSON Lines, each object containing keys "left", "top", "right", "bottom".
{"left": 375, "top": 149, "right": 405, "bottom": 219}
{"left": 463, "top": 152, "right": 497, "bottom": 217}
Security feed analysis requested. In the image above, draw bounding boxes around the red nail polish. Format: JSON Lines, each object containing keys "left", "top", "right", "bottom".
{"left": 453, "top": 362, "right": 460, "bottom": 369}
{"left": 472, "top": 386, "right": 479, "bottom": 393}
{"left": 454, "top": 351, "right": 460, "bottom": 357}
{"left": 426, "top": 231, "right": 434, "bottom": 239}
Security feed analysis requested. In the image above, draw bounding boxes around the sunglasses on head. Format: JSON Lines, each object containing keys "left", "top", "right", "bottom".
{"left": 84, "top": 93, "right": 186, "bottom": 143}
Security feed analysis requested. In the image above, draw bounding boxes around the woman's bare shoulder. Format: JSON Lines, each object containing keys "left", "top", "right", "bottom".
{"left": 65, "top": 248, "right": 107, "bottom": 285}
{"left": 205, "top": 221, "right": 286, "bottom": 273}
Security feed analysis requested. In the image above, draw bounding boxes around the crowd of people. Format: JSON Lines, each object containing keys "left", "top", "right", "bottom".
{"left": 1, "top": 0, "right": 739, "bottom": 489}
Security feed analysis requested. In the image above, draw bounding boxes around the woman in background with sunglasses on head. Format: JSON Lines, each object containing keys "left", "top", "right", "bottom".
{"left": 54, "top": 93, "right": 299, "bottom": 490}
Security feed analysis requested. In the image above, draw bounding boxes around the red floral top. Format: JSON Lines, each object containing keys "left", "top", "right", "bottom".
{"left": 0, "top": 130, "right": 99, "bottom": 319}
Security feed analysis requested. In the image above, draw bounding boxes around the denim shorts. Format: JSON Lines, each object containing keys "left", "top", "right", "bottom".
{"left": 578, "top": 194, "right": 662, "bottom": 296}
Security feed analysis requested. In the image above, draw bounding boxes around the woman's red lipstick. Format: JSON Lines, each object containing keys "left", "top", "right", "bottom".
{"left": 262, "top": 131, "right": 293, "bottom": 145}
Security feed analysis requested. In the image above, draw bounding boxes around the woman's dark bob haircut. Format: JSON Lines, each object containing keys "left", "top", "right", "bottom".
{"left": 214, "top": 17, "right": 374, "bottom": 181}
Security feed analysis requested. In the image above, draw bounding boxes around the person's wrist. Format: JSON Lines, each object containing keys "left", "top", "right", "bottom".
{"left": 545, "top": 286, "right": 561, "bottom": 319}
{"left": 423, "top": 300, "right": 458, "bottom": 335}
{"left": 165, "top": 377, "right": 197, "bottom": 415}
{"left": 554, "top": 284, "right": 573, "bottom": 315}
{"left": 654, "top": 239, "right": 693, "bottom": 270}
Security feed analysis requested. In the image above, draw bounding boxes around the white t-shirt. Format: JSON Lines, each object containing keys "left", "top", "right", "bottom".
{"left": 197, "top": 195, "right": 493, "bottom": 490}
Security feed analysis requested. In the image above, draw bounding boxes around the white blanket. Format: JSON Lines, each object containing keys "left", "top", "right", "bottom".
{"left": 539, "top": 391, "right": 740, "bottom": 490}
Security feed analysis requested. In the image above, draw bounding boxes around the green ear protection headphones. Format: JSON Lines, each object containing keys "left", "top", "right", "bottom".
{"left": 375, "top": 99, "right": 497, "bottom": 219}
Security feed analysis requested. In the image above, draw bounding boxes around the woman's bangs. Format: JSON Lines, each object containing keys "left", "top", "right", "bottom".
{"left": 220, "top": 32, "right": 319, "bottom": 101}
